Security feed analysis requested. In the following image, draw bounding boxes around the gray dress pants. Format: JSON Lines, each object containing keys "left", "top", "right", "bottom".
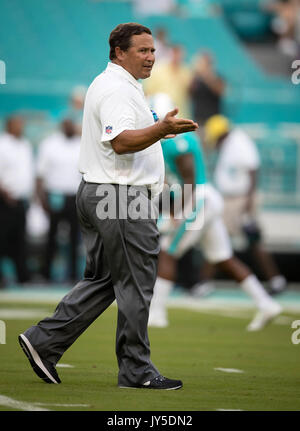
{"left": 24, "top": 180, "right": 160, "bottom": 386}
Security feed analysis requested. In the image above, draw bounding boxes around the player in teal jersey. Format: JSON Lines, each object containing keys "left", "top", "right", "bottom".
{"left": 162, "top": 131, "right": 206, "bottom": 187}
{"left": 149, "top": 129, "right": 282, "bottom": 331}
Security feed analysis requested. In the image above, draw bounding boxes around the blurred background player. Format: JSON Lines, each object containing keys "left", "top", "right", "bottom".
{"left": 144, "top": 44, "right": 192, "bottom": 118}
{"left": 153, "top": 27, "right": 172, "bottom": 63}
{"left": 50, "top": 86, "right": 87, "bottom": 136}
{"left": 264, "top": 0, "right": 300, "bottom": 60}
{"left": 35, "top": 118, "right": 82, "bottom": 284}
{"left": 203, "top": 114, "right": 287, "bottom": 296}
{"left": 63, "top": 86, "right": 87, "bottom": 136}
{"left": 189, "top": 52, "right": 226, "bottom": 131}
{"left": 132, "top": 0, "right": 176, "bottom": 17}
{"left": 0, "top": 2, "right": 298, "bottom": 294}
{"left": 148, "top": 99, "right": 282, "bottom": 331}
{"left": 0, "top": 116, "right": 34, "bottom": 286}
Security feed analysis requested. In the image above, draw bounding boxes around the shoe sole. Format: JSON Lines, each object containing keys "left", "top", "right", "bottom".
{"left": 118, "top": 384, "right": 182, "bottom": 390}
{"left": 18, "top": 334, "right": 60, "bottom": 384}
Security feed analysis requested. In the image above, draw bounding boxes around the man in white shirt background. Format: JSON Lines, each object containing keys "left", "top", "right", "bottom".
{"left": 36, "top": 118, "right": 81, "bottom": 284}
{"left": 0, "top": 116, "right": 34, "bottom": 286}
{"left": 19, "top": 23, "right": 198, "bottom": 389}
{"left": 202, "top": 114, "right": 287, "bottom": 296}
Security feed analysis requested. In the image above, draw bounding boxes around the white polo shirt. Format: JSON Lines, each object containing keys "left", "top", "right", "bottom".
{"left": 36, "top": 132, "right": 81, "bottom": 194}
{"left": 79, "top": 62, "right": 165, "bottom": 197}
{"left": 214, "top": 128, "right": 260, "bottom": 196}
{"left": 0, "top": 132, "right": 34, "bottom": 199}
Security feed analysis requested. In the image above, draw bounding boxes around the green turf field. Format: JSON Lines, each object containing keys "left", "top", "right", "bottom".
{"left": 0, "top": 290, "right": 300, "bottom": 412}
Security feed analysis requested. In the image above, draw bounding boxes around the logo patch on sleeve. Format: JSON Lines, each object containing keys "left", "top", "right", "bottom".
{"left": 105, "top": 125, "right": 113, "bottom": 134}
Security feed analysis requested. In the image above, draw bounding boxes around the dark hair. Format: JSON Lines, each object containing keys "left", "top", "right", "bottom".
{"left": 109, "top": 22, "right": 152, "bottom": 60}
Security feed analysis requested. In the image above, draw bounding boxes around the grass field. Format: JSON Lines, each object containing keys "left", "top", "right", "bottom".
{"left": 0, "top": 287, "right": 300, "bottom": 412}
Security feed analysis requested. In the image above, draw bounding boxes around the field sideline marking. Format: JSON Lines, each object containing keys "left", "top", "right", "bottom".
{"left": 1, "top": 285, "right": 300, "bottom": 313}
{"left": 0, "top": 308, "right": 50, "bottom": 319}
{"left": 0, "top": 395, "right": 50, "bottom": 411}
{"left": 34, "top": 402, "right": 90, "bottom": 407}
{"left": 216, "top": 409, "right": 244, "bottom": 411}
{"left": 0, "top": 395, "right": 90, "bottom": 410}
{"left": 0, "top": 306, "right": 292, "bottom": 324}
{"left": 56, "top": 363, "right": 74, "bottom": 368}
{"left": 214, "top": 368, "right": 244, "bottom": 374}
{"left": 193, "top": 309, "right": 294, "bottom": 325}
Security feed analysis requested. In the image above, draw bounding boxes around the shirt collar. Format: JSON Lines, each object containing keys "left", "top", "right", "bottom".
{"left": 106, "top": 62, "right": 143, "bottom": 91}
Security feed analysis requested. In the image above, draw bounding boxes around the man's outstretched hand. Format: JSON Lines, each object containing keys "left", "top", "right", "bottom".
{"left": 111, "top": 108, "right": 198, "bottom": 154}
{"left": 160, "top": 108, "right": 198, "bottom": 138}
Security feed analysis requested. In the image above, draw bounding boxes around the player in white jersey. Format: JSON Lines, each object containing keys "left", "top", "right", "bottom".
{"left": 203, "top": 115, "right": 287, "bottom": 296}
{"left": 148, "top": 126, "right": 282, "bottom": 332}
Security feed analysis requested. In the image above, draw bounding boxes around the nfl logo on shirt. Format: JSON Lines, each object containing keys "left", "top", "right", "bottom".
{"left": 105, "top": 125, "right": 113, "bottom": 134}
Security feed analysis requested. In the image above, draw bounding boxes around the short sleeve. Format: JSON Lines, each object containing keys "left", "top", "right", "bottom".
{"left": 99, "top": 88, "right": 136, "bottom": 142}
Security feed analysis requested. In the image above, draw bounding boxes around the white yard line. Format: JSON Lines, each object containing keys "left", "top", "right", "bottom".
{"left": 34, "top": 402, "right": 90, "bottom": 408}
{"left": 214, "top": 368, "right": 245, "bottom": 374}
{"left": 56, "top": 363, "right": 74, "bottom": 368}
{"left": 0, "top": 394, "right": 90, "bottom": 410}
{"left": 0, "top": 395, "right": 50, "bottom": 411}
{"left": 1, "top": 306, "right": 292, "bottom": 323}
{"left": 168, "top": 297, "right": 300, "bottom": 314}
{"left": 216, "top": 409, "right": 244, "bottom": 411}
{"left": 0, "top": 291, "right": 68, "bottom": 304}
{"left": 0, "top": 309, "right": 50, "bottom": 319}
{"left": 191, "top": 308, "right": 293, "bottom": 325}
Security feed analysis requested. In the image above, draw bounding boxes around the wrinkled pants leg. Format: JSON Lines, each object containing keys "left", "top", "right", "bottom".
{"left": 24, "top": 181, "right": 160, "bottom": 386}
{"left": 24, "top": 181, "right": 116, "bottom": 364}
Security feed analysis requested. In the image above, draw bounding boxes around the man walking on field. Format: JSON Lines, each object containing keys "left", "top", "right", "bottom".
{"left": 19, "top": 22, "right": 198, "bottom": 390}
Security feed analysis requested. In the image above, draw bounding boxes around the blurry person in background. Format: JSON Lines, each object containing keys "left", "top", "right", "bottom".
{"left": 148, "top": 96, "right": 281, "bottom": 332}
{"left": 0, "top": 116, "right": 34, "bottom": 286}
{"left": 202, "top": 115, "right": 287, "bottom": 295}
{"left": 153, "top": 27, "right": 172, "bottom": 63}
{"left": 189, "top": 52, "right": 226, "bottom": 132}
{"left": 64, "top": 86, "right": 87, "bottom": 135}
{"left": 132, "top": 0, "right": 176, "bottom": 16}
{"left": 148, "top": 132, "right": 282, "bottom": 332}
{"left": 144, "top": 45, "right": 192, "bottom": 118}
{"left": 36, "top": 118, "right": 82, "bottom": 284}
{"left": 264, "top": 0, "right": 300, "bottom": 59}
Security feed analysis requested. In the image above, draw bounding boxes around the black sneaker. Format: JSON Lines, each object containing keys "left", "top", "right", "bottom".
{"left": 18, "top": 334, "right": 61, "bottom": 384}
{"left": 119, "top": 375, "right": 183, "bottom": 390}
